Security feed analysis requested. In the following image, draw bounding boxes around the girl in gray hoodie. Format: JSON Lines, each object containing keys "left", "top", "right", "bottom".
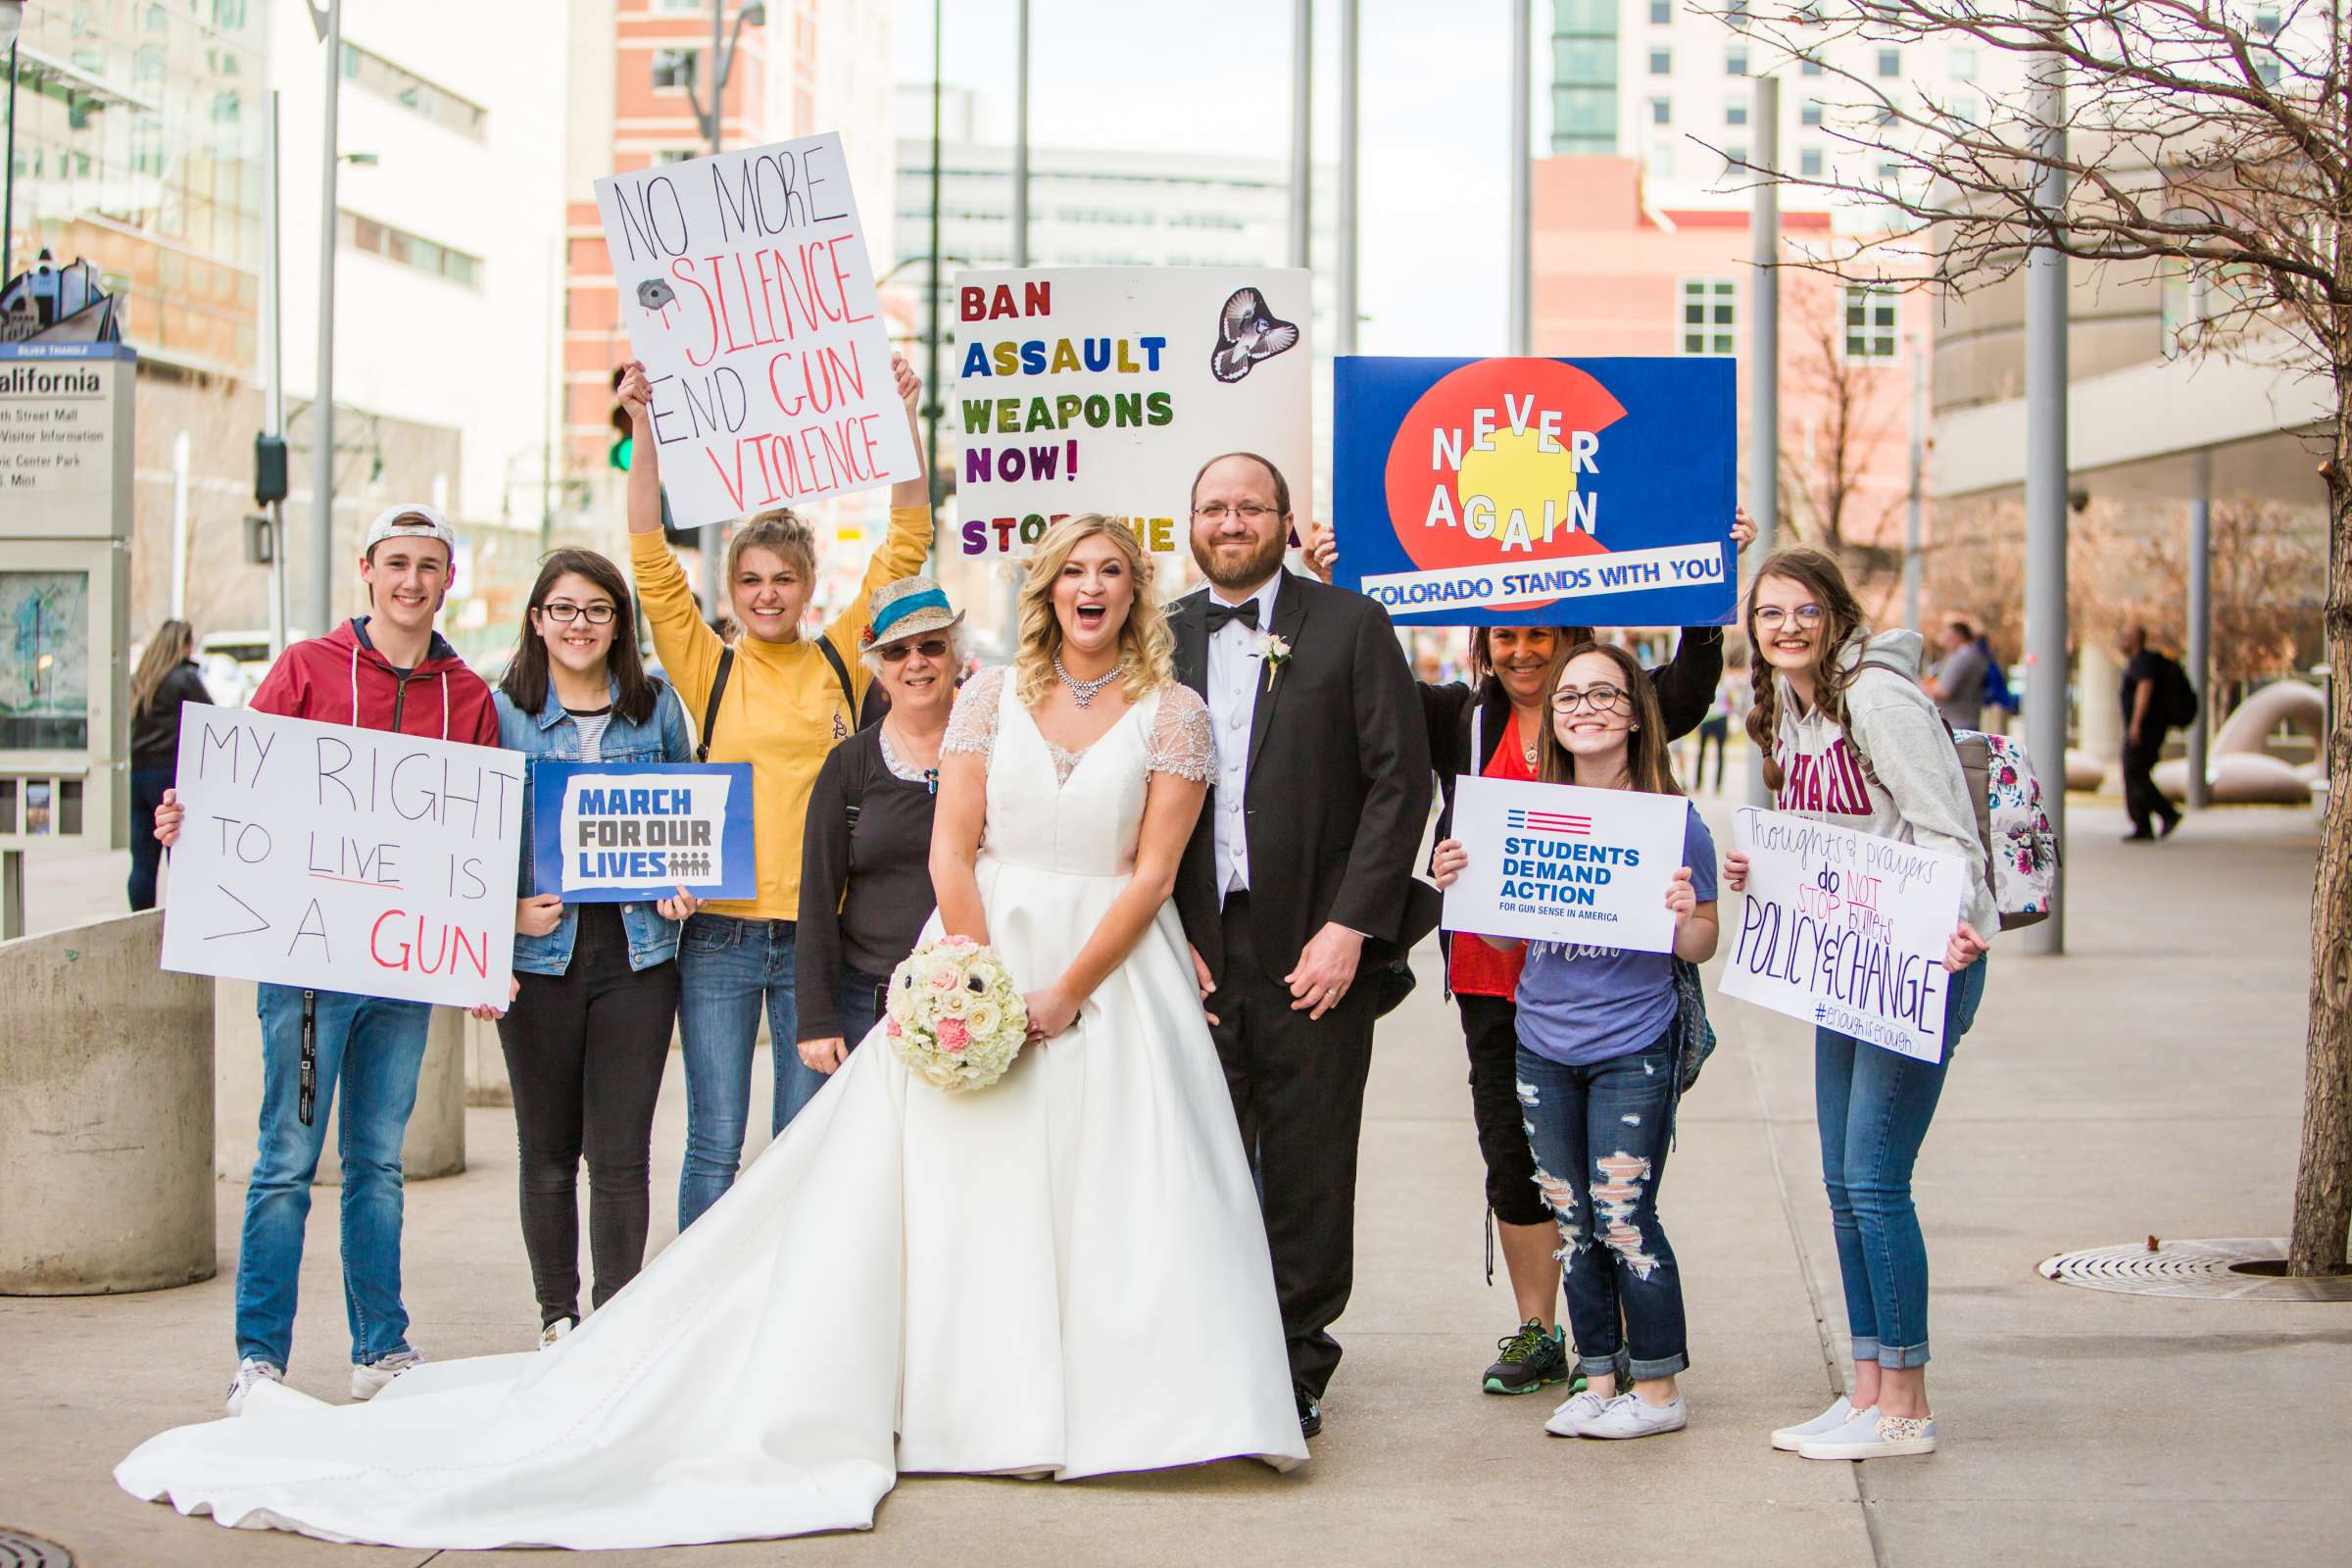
{"left": 1725, "top": 548, "right": 1992, "bottom": 1465}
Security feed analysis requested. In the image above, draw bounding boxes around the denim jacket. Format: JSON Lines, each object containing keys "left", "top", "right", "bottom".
{"left": 495, "top": 677, "right": 696, "bottom": 975}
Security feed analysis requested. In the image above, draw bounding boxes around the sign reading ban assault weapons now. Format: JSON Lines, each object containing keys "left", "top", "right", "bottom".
{"left": 160, "top": 706, "right": 524, "bottom": 1009}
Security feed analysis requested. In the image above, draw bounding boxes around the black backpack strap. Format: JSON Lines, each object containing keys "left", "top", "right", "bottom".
{"left": 696, "top": 647, "right": 734, "bottom": 763}
{"left": 813, "top": 636, "right": 857, "bottom": 728}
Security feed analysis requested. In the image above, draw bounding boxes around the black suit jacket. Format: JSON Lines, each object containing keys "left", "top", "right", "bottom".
{"left": 1171, "top": 570, "right": 1437, "bottom": 987}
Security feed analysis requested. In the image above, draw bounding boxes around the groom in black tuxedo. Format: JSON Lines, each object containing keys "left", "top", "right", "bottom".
{"left": 1170, "top": 453, "right": 1435, "bottom": 1437}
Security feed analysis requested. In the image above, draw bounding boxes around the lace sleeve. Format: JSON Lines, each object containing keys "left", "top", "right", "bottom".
{"left": 1146, "top": 682, "right": 1215, "bottom": 783}
{"left": 942, "top": 664, "right": 1007, "bottom": 760}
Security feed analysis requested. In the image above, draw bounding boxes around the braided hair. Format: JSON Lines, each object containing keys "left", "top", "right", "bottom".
{"left": 1743, "top": 547, "right": 1871, "bottom": 795}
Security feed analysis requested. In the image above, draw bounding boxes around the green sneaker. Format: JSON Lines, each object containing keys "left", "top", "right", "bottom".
{"left": 1483, "top": 1319, "right": 1579, "bottom": 1396}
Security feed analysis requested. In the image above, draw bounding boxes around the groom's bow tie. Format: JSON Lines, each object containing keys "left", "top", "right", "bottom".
{"left": 1205, "top": 598, "right": 1261, "bottom": 632}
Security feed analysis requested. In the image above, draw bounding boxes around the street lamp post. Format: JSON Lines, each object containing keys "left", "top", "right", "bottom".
{"left": 310, "top": 0, "right": 342, "bottom": 637}
{"left": 690, "top": 1, "right": 767, "bottom": 616}
{"left": 1, "top": 0, "right": 23, "bottom": 288}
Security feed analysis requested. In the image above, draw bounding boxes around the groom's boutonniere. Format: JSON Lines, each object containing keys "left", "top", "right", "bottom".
{"left": 1257, "top": 631, "right": 1293, "bottom": 692}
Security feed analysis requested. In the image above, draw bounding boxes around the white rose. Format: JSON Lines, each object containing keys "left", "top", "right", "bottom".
{"left": 966, "top": 1001, "right": 1003, "bottom": 1041}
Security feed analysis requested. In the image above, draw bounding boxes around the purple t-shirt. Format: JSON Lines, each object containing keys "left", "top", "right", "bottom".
{"left": 1514, "top": 806, "right": 1718, "bottom": 1066}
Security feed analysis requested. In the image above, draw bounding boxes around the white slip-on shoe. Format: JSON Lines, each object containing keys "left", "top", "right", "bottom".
{"left": 1544, "top": 1388, "right": 1613, "bottom": 1438}
{"left": 538, "top": 1317, "right": 576, "bottom": 1351}
{"left": 1772, "top": 1396, "right": 1860, "bottom": 1451}
{"left": 224, "top": 1356, "right": 284, "bottom": 1416}
{"left": 1797, "top": 1408, "right": 1936, "bottom": 1460}
{"left": 350, "top": 1348, "right": 424, "bottom": 1401}
{"left": 1578, "top": 1392, "right": 1689, "bottom": 1440}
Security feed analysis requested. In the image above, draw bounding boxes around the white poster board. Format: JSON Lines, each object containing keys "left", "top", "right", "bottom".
{"left": 160, "top": 706, "right": 524, "bottom": 1009}
{"left": 1720, "top": 805, "right": 1967, "bottom": 1063}
{"left": 949, "top": 267, "right": 1314, "bottom": 556}
{"left": 594, "top": 132, "right": 917, "bottom": 530}
{"left": 1440, "top": 776, "right": 1692, "bottom": 955}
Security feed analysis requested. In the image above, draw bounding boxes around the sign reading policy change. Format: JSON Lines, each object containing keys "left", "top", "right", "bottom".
{"left": 1720, "top": 806, "right": 1968, "bottom": 1062}
{"left": 531, "top": 761, "right": 755, "bottom": 904}
{"left": 1333, "top": 356, "right": 1737, "bottom": 627}
{"left": 1440, "top": 776, "right": 1692, "bottom": 954}
{"left": 951, "top": 267, "right": 1313, "bottom": 555}
{"left": 594, "top": 131, "right": 918, "bottom": 530}
{"left": 160, "top": 706, "right": 524, "bottom": 1009}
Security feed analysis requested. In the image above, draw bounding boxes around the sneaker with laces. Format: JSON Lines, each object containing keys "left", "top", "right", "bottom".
{"left": 1544, "top": 1388, "right": 1612, "bottom": 1437}
{"left": 350, "top": 1348, "right": 424, "bottom": 1401}
{"left": 1484, "top": 1319, "right": 1576, "bottom": 1396}
{"left": 1772, "top": 1396, "right": 1861, "bottom": 1451}
{"left": 538, "top": 1317, "right": 576, "bottom": 1351}
{"left": 1577, "top": 1392, "right": 1689, "bottom": 1441}
{"left": 1797, "top": 1408, "right": 1936, "bottom": 1460}
{"left": 224, "top": 1356, "right": 284, "bottom": 1415}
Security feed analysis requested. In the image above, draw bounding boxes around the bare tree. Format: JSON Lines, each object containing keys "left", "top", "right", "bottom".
{"left": 1778, "top": 284, "right": 1909, "bottom": 613}
{"left": 1700, "top": 1, "right": 2352, "bottom": 1273}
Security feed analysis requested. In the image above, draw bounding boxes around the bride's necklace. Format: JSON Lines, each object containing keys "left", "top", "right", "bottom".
{"left": 1054, "top": 653, "right": 1119, "bottom": 709}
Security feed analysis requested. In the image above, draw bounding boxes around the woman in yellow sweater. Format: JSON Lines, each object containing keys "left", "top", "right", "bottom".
{"left": 616, "top": 355, "right": 934, "bottom": 1229}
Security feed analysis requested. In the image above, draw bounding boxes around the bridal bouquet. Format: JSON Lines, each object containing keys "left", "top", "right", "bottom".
{"left": 885, "top": 936, "right": 1030, "bottom": 1092}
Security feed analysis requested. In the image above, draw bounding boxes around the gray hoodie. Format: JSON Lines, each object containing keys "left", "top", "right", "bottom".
{"left": 1772, "top": 627, "right": 1997, "bottom": 934}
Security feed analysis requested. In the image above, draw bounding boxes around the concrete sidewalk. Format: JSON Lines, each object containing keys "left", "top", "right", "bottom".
{"left": 1, "top": 799, "right": 2337, "bottom": 1566}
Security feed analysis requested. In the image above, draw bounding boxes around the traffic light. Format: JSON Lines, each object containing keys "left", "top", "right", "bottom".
{"left": 254, "top": 432, "right": 288, "bottom": 505}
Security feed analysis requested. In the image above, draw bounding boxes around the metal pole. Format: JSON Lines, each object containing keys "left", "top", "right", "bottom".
{"left": 3, "top": 39, "right": 18, "bottom": 288}
{"left": 2186, "top": 450, "right": 2213, "bottom": 809}
{"left": 1290, "top": 0, "right": 1312, "bottom": 271}
{"left": 1507, "top": 0, "right": 1529, "bottom": 353}
{"left": 264, "top": 90, "right": 287, "bottom": 654}
{"left": 171, "top": 431, "right": 191, "bottom": 617}
{"left": 1745, "top": 74, "right": 1781, "bottom": 807}
{"left": 697, "top": 0, "right": 728, "bottom": 619}
{"left": 923, "top": 0, "right": 942, "bottom": 545}
{"left": 2021, "top": 53, "right": 2069, "bottom": 954}
{"left": 1337, "top": 0, "right": 1358, "bottom": 355}
{"left": 1011, "top": 0, "right": 1030, "bottom": 269}
{"left": 1904, "top": 331, "right": 1924, "bottom": 630}
{"left": 312, "top": 0, "right": 341, "bottom": 636}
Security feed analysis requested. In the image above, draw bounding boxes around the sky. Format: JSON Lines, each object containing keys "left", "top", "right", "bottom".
{"left": 890, "top": 0, "right": 1521, "bottom": 355}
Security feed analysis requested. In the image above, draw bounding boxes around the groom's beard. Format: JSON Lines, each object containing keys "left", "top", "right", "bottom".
{"left": 1192, "top": 528, "right": 1286, "bottom": 593}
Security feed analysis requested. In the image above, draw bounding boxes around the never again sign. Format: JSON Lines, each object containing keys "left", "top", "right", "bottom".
{"left": 531, "top": 762, "right": 755, "bottom": 903}
{"left": 595, "top": 132, "right": 918, "bottom": 530}
{"left": 159, "top": 706, "right": 524, "bottom": 1009}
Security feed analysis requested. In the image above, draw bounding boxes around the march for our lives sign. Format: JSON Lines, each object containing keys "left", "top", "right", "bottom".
{"left": 532, "top": 763, "right": 755, "bottom": 904}
{"left": 1333, "top": 356, "right": 1737, "bottom": 628}
{"left": 1441, "top": 777, "right": 1692, "bottom": 954}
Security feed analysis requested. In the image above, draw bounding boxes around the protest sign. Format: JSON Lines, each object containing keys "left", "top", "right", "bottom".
{"left": 594, "top": 132, "right": 917, "bottom": 530}
{"left": 1440, "top": 776, "right": 1693, "bottom": 954}
{"left": 1333, "top": 356, "right": 1737, "bottom": 627}
{"left": 160, "top": 706, "right": 523, "bottom": 1009}
{"left": 1720, "top": 805, "right": 1967, "bottom": 1063}
{"left": 531, "top": 761, "right": 755, "bottom": 904}
{"left": 950, "top": 267, "right": 1313, "bottom": 555}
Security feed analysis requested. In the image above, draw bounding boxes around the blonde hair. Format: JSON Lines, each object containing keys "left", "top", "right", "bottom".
{"left": 131, "top": 619, "right": 195, "bottom": 717}
{"left": 1011, "top": 514, "right": 1176, "bottom": 708}
{"left": 727, "top": 508, "right": 817, "bottom": 583}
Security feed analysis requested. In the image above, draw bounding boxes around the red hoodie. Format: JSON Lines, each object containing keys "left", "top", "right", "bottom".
{"left": 250, "top": 617, "right": 498, "bottom": 745}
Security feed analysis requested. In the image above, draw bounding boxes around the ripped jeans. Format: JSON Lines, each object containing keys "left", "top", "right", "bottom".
{"left": 1515, "top": 1033, "right": 1688, "bottom": 1382}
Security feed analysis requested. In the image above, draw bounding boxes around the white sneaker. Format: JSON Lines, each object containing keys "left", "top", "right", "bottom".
{"left": 350, "top": 1348, "right": 423, "bottom": 1401}
{"left": 1797, "top": 1407, "right": 1936, "bottom": 1460}
{"left": 1772, "top": 1396, "right": 1861, "bottom": 1451}
{"left": 537, "top": 1317, "right": 575, "bottom": 1351}
{"left": 1544, "top": 1388, "right": 1612, "bottom": 1438}
{"left": 224, "top": 1356, "right": 284, "bottom": 1415}
{"left": 1577, "top": 1392, "right": 1689, "bottom": 1440}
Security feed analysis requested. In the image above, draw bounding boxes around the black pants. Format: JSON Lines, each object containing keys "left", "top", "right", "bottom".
{"left": 128, "top": 765, "right": 172, "bottom": 911}
{"left": 2121, "top": 738, "right": 2179, "bottom": 836}
{"left": 496, "top": 905, "right": 678, "bottom": 1329}
{"left": 1457, "top": 992, "right": 1548, "bottom": 1227}
{"left": 1693, "top": 716, "right": 1729, "bottom": 793}
{"left": 1209, "top": 892, "right": 1378, "bottom": 1402}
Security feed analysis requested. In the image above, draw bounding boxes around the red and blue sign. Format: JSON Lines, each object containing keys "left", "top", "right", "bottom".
{"left": 1507, "top": 807, "right": 1592, "bottom": 836}
{"left": 1333, "top": 356, "right": 1737, "bottom": 628}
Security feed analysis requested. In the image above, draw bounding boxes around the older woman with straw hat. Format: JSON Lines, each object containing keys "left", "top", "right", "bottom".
{"left": 793, "top": 574, "right": 967, "bottom": 1075}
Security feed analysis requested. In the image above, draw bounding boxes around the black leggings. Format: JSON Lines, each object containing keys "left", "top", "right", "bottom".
{"left": 496, "top": 905, "right": 678, "bottom": 1328}
{"left": 1458, "top": 992, "right": 1548, "bottom": 1227}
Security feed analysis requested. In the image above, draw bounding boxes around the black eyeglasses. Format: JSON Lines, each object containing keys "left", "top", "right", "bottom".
{"left": 880, "top": 637, "right": 951, "bottom": 662}
{"left": 538, "top": 602, "right": 616, "bottom": 625}
{"left": 1550, "top": 683, "right": 1631, "bottom": 715}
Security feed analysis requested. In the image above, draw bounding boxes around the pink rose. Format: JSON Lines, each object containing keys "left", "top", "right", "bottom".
{"left": 886, "top": 1016, "right": 903, "bottom": 1038}
{"left": 928, "top": 967, "right": 958, "bottom": 992}
{"left": 938, "top": 1017, "right": 970, "bottom": 1053}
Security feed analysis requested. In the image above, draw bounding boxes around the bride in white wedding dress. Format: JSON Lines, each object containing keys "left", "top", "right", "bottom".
{"left": 116, "top": 514, "right": 1306, "bottom": 1549}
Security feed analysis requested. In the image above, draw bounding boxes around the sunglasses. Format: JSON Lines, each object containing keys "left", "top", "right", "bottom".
{"left": 880, "top": 637, "right": 952, "bottom": 662}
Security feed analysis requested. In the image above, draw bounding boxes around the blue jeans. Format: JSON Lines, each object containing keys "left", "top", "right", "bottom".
{"left": 128, "top": 766, "right": 172, "bottom": 911}
{"left": 675, "top": 913, "right": 814, "bottom": 1229}
{"left": 1515, "top": 1033, "right": 1689, "bottom": 1382}
{"left": 237, "top": 984, "right": 432, "bottom": 1370}
{"left": 1814, "top": 956, "right": 1990, "bottom": 1370}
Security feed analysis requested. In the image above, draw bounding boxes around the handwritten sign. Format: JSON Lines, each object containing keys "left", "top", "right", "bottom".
{"left": 1720, "top": 806, "right": 1966, "bottom": 1062}
{"left": 594, "top": 132, "right": 917, "bottom": 530}
{"left": 1440, "top": 776, "right": 1691, "bottom": 954}
{"left": 951, "top": 267, "right": 1313, "bottom": 555}
{"left": 531, "top": 761, "right": 754, "bottom": 904}
{"left": 160, "top": 706, "right": 523, "bottom": 1008}
{"left": 1333, "top": 356, "right": 1736, "bottom": 627}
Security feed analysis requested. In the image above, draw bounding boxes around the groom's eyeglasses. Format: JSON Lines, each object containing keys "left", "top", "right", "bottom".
{"left": 880, "top": 637, "right": 952, "bottom": 662}
{"left": 1191, "top": 503, "right": 1282, "bottom": 521}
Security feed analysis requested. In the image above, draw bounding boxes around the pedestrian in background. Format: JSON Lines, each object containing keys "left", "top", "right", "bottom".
{"left": 2118, "top": 623, "right": 2186, "bottom": 843}
{"left": 126, "top": 618, "right": 212, "bottom": 911}
{"left": 479, "top": 548, "right": 700, "bottom": 1349}
{"left": 1927, "top": 617, "right": 1989, "bottom": 730}
{"left": 793, "top": 576, "right": 964, "bottom": 1076}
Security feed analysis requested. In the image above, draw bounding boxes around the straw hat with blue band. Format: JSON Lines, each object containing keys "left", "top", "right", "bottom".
{"left": 861, "top": 575, "right": 964, "bottom": 649}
